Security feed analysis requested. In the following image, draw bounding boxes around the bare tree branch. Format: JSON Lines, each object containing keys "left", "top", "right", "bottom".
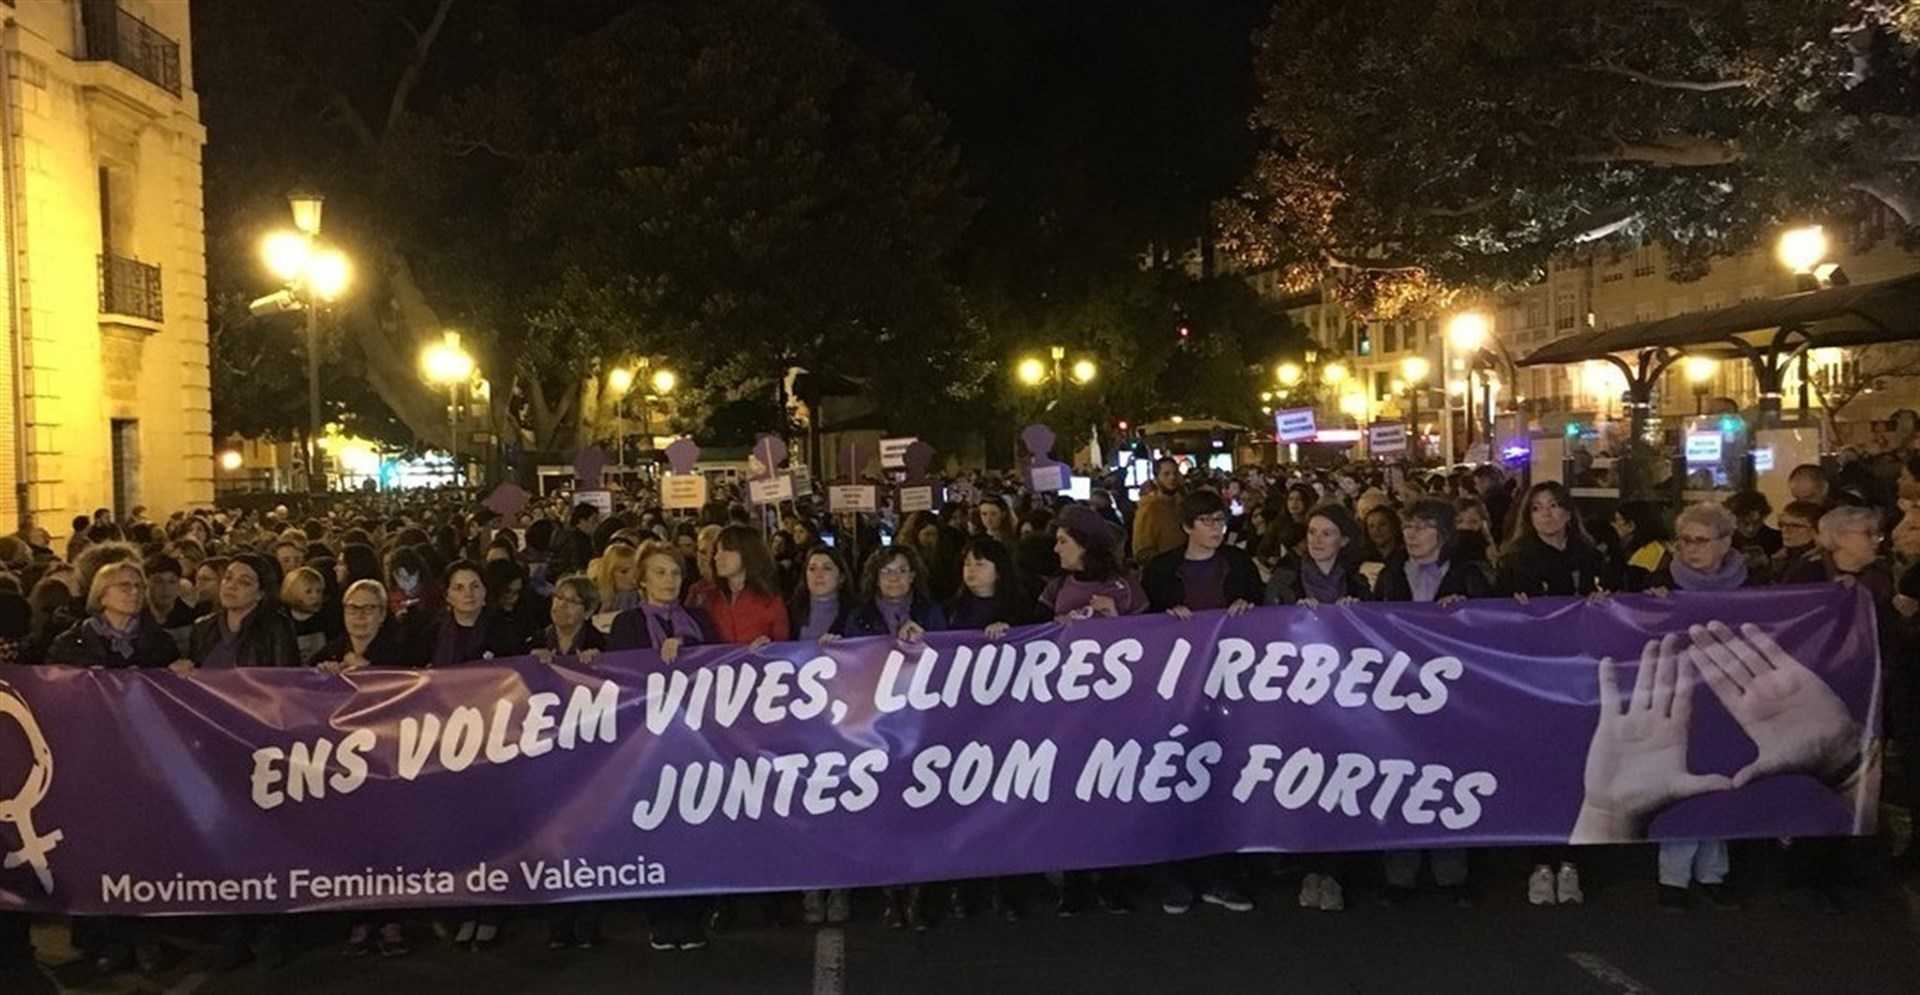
{"left": 1417, "top": 192, "right": 1505, "bottom": 218}
{"left": 1849, "top": 175, "right": 1920, "bottom": 226}
{"left": 385, "top": 0, "right": 458, "bottom": 138}
{"left": 323, "top": 91, "right": 380, "bottom": 150}
{"left": 1572, "top": 136, "right": 1742, "bottom": 166}
{"left": 1323, "top": 250, "right": 1426, "bottom": 273}
{"left": 1574, "top": 62, "right": 1757, "bottom": 93}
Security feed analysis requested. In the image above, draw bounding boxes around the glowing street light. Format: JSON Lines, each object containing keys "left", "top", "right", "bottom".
{"left": 307, "top": 248, "right": 351, "bottom": 302}
{"left": 1321, "top": 361, "right": 1349, "bottom": 386}
{"left": 218, "top": 450, "right": 243, "bottom": 471}
{"left": 650, "top": 368, "right": 678, "bottom": 395}
{"left": 1447, "top": 312, "right": 1490, "bottom": 352}
{"left": 1777, "top": 226, "right": 1828, "bottom": 275}
{"left": 1016, "top": 357, "right": 1048, "bottom": 386}
{"left": 607, "top": 367, "right": 635, "bottom": 395}
{"left": 261, "top": 231, "right": 311, "bottom": 283}
{"left": 1070, "top": 358, "right": 1098, "bottom": 385}
{"left": 1400, "top": 355, "right": 1431, "bottom": 383}
{"left": 422, "top": 332, "right": 476, "bottom": 485}
{"left": 1683, "top": 355, "right": 1718, "bottom": 384}
{"left": 1275, "top": 362, "right": 1303, "bottom": 386}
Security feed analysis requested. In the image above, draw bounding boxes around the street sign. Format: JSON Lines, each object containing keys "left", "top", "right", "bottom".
{"left": 748, "top": 475, "right": 795, "bottom": 505}
{"left": 1275, "top": 408, "right": 1317, "bottom": 442}
{"left": 898, "top": 484, "right": 938, "bottom": 513}
{"left": 1368, "top": 423, "right": 1407, "bottom": 455}
{"left": 661, "top": 473, "right": 708, "bottom": 510}
{"left": 829, "top": 484, "right": 878, "bottom": 513}
{"left": 1685, "top": 431, "right": 1723, "bottom": 464}
{"left": 880, "top": 436, "right": 918, "bottom": 470}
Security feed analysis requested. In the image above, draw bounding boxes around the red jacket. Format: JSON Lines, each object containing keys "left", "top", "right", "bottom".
{"left": 700, "top": 586, "right": 791, "bottom": 644}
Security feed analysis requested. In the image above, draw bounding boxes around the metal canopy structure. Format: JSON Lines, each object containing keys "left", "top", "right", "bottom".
{"left": 1517, "top": 272, "right": 1920, "bottom": 368}
{"left": 1511, "top": 270, "right": 1920, "bottom": 495}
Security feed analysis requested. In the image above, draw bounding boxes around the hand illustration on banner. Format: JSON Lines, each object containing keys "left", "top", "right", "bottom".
{"left": 0, "top": 681, "right": 62, "bottom": 893}
{"left": 1571, "top": 622, "right": 1871, "bottom": 844}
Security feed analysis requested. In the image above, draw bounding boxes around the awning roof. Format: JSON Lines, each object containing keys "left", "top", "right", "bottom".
{"left": 1517, "top": 272, "right": 1920, "bottom": 367}
{"left": 1139, "top": 418, "right": 1249, "bottom": 435}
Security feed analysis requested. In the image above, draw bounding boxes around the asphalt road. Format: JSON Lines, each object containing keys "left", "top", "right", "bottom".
{"left": 9, "top": 845, "right": 1918, "bottom": 995}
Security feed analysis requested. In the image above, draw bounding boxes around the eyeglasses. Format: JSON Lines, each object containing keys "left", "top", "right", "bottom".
{"left": 1192, "top": 514, "right": 1229, "bottom": 528}
{"left": 1674, "top": 533, "right": 1729, "bottom": 547}
{"left": 554, "top": 594, "right": 588, "bottom": 608}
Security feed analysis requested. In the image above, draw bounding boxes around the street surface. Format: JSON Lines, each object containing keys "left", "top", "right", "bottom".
{"left": 10, "top": 845, "right": 1917, "bottom": 995}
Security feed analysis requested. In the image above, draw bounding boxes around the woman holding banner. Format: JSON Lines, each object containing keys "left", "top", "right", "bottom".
{"left": 403, "top": 560, "right": 525, "bottom": 669}
{"left": 189, "top": 554, "right": 300, "bottom": 670}
{"left": 1265, "top": 505, "right": 1372, "bottom": 607}
{"left": 842, "top": 543, "right": 951, "bottom": 929}
{"left": 1372, "top": 498, "right": 1492, "bottom": 910}
{"left": 1499, "top": 482, "right": 1611, "bottom": 908}
{"left": 608, "top": 542, "right": 713, "bottom": 951}
{"left": 1640, "top": 502, "right": 1754, "bottom": 910}
{"left": 705, "top": 526, "right": 790, "bottom": 647}
{"left": 788, "top": 545, "right": 856, "bottom": 647}
{"left": 534, "top": 574, "right": 608, "bottom": 663}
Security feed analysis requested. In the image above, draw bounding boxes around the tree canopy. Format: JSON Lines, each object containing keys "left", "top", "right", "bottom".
{"left": 1219, "top": 0, "right": 1920, "bottom": 316}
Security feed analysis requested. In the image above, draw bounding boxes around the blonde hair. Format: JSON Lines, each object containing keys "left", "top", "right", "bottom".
{"left": 587, "top": 541, "right": 640, "bottom": 605}
{"left": 280, "top": 565, "right": 325, "bottom": 607}
{"left": 86, "top": 561, "right": 145, "bottom": 615}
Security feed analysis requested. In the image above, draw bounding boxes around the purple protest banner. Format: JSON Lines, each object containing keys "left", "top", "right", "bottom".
{"left": 0, "top": 586, "right": 1879, "bottom": 916}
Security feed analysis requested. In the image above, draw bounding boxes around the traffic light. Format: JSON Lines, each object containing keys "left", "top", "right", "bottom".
{"left": 1563, "top": 421, "right": 1582, "bottom": 439}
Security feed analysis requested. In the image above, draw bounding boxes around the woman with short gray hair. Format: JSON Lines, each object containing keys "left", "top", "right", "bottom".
{"left": 1645, "top": 501, "right": 1760, "bottom": 909}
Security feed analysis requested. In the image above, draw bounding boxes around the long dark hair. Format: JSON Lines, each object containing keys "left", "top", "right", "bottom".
{"left": 1505, "top": 481, "right": 1595, "bottom": 552}
{"left": 1056, "top": 522, "right": 1120, "bottom": 582}
{"left": 788, "top": 543, "right": 857, "bottom": 623}
{"left": 716, "top": 525, "right": 780, "bottom": 598}
{"left": 952, "top": 535, "right": 1026, "bottom": 624}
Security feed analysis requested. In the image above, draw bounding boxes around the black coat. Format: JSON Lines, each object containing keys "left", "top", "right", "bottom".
{"left": 1496, "top": 535, "right": 1614, "bottom": 597}
{"left": 43, "top": 614, "right": 179, "bottom": 668}
{"left": 400, "top": 608, "right": 526, "bottom": 666}
{"left": 1372, "top": 552, "right": 1495, "bottom": 603}
{"left": 844, "top": 596, "right": 948, "bottom": 637}
{"left": 1142, "top": 546, "right": 1265, "bottom": 612}
{"left": 538, "top": 622, "right": 609, "bottom": 655}
{"left": 314, "top": 623, "right": 413, "bottom": 668}
{"left": 787, "top": 594, "right": 855, "bottom": 639}
{"left": 189, "top": 607, "right": 302, "bottom": 668}
{"left": 608, "top": 605, "right": 707, "bottom": 653}
{"left": 1266, "top": 558, "right": 1373, "bottom": 606}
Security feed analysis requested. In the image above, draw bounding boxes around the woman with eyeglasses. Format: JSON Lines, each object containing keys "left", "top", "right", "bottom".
{"left": 44, "top": 561, "right": 187, "bottom": 671}
{"left": 534, "top": 574, "right": 608, "bottom": 664}
{"left": 315, "top": 579, "right": 408, "bottom": 673}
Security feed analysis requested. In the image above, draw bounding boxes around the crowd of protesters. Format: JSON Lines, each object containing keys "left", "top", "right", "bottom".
{"left": 1, "top": 446, "right": 1917, "bottom": 976}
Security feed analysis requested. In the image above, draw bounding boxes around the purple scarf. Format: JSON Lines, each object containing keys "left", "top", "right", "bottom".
{"left": 1670, "top": 553, "right": 1748, "bottom": 592}
{"left": 1299, "top": 557, "right": 1347, "bottom": 603}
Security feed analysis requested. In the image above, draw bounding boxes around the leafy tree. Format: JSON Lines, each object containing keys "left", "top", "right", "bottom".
{"left": 1219, "top": 0, "right": 1920, "bottom": 316}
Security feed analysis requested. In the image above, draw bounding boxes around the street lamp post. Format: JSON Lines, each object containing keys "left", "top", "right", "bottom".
{"left": 1446, "top": 312, "right": 1514, "bottom": 462}
{"left": 421, "top": 331, "right": 475, "bottom": 486}
{"left": 1400, "top": 355, "right": 1430, "bottom": 461}
{"left": 258, "top": 189, "right": 350, "bottom": 494}
{"left": 1684, "top": 355, "right": 1718, "bottom": 415}
{"left": 606, "top": 361, "right": 678, "bottom": 469}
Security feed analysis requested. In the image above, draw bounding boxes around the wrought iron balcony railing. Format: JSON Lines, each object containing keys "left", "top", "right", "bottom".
{"left": 80, "top": 1, "right": 182, "bottom": 97}
{"left": 99, "top": 253, "right": 163, "bottom": 322}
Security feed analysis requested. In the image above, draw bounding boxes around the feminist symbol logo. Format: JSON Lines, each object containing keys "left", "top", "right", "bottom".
{"left": 0, "top": 681, "right": 61, "bottom": 893}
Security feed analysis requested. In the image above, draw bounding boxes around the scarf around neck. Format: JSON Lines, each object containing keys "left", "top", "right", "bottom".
{"left": 1669, "top": 553, "right": 1747, "bottom": 592}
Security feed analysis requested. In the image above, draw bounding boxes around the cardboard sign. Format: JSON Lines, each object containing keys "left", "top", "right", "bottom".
{"left": 661, "top": 473, "right": 709, "bottom": 510}
{"left": 749, "top": 475, "right": 795, "bottom": 505}
{"left": 880, "top": 436, "right": 918, "bottom": 470}
{"left": 898, "top": 485, "right": 937, "bottom": 513}
{"left": 1368, "top": 423, "right": 1407, "bottom": 455}
{"left": 1275, "top": 408, "right": 1318, "bottom": 442}
{"left": 829, "top": 484, "right": 878, "bottom": 513}
{"left": 1028, "top": 462, "right": 1067, "bottom": 492}
{"left": 574, "top": 489, "right": 614, "bottom": 515}
{"left": 790, "top": 463, "right": 812, "bottom": 493}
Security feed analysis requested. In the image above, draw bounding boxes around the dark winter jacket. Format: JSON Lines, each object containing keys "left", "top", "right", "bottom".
{"left": 1495, "top": 535, "right": 1614, "bottom": 597}
{"left": 1142, "top": 545, "right": 1265, "bottom": 612}
{"left": 43, "top": 614, "right": 179, "bottom": 668}
{"left": 1371, "top": 551, "right": 1496, "bottom": 603}
{"left": 189, "top": 607, "right": 302, "bottom": 668}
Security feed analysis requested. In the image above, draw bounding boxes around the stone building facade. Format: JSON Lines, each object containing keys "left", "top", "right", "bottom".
{"left": 0, "top": 0, "right": 210, "bottom": 538}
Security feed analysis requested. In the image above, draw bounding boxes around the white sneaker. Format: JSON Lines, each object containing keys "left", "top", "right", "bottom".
{"left": 1528, "top": 865, "right": 1555, "bottom": 905}
{"left": 802, "top": 890, "right": 826, "bottom": 925}
{"left": 826, "top": 888, "right": 851, "bottom": 923}
{"left": 1556, "top": 863, "right": 1584, "bottom": 905}
{"left": 1297, "top": 873, "right": 1324, "bottom": 908}
{"left": 1317, "top": 876, "right": 1345, "bottom": 912}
